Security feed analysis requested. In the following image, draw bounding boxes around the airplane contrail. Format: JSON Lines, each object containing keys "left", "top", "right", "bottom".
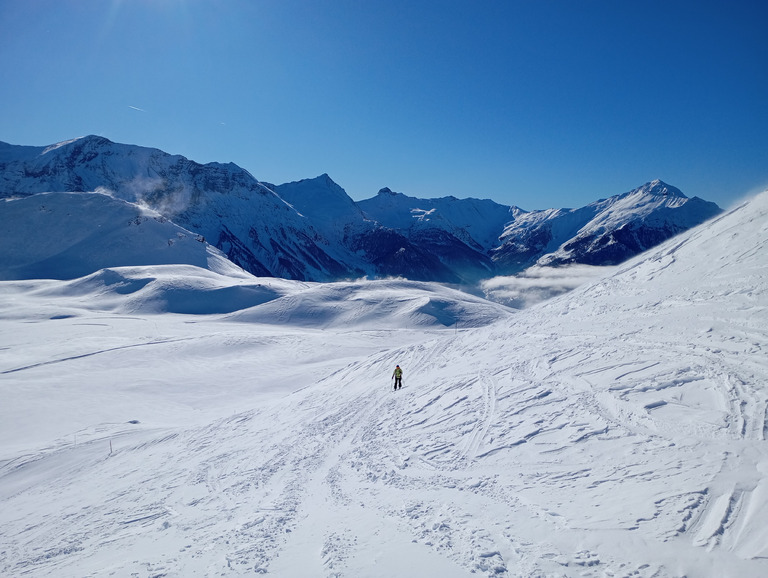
{"left": 128, "top": 105, "right": 145, "bottom": 112}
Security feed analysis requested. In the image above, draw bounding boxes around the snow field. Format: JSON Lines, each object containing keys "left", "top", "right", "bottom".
{"left": 1, "top": 192, "right": 767, "bottom": 577}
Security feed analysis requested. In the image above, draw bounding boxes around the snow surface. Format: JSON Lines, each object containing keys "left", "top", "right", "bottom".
{"left": 1, "top": 191, "right": 767, "bottom": 577}
{"left": 0, "top": 192, "right": 244, "bottom": 281}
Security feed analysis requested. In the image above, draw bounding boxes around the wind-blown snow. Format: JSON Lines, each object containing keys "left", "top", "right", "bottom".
{"left": 0, "top": 192, "right": 244, "bottom": 280}
{"left": 41, "top": 137, "right": 87, "bottom": 156}
{"left": 0, "top": 191, "right": 766, "bottom": 577}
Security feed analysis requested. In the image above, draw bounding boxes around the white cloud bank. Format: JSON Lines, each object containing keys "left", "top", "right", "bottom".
{"left": 480, "top": 264, "right": 618, "bottom": 309}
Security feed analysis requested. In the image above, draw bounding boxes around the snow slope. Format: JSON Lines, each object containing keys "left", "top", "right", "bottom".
{"left": 0, "top": 191, "right": 244, "bottom": 281}
{"left": 0, "top": 191, "right": 766, "bottom": 577}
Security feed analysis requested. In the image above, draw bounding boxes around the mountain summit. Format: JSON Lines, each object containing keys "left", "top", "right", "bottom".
{"left": 492, "top": 179, "right": 722, "bottom": 271}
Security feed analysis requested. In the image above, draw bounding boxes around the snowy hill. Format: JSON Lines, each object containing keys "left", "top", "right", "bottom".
{"left": 3, "top": 265, "right": 511, "bottom": 325}
{"left": 1, "top": 136, "right": 721, "bottom": 283}
{"left": 1, "top": 186, "right": 766, "bottom": 576}
{"left": 0, "top": 191, "right": 243, "bottom": 281}
{"left": 228, "top": 277, "right": 512, "bottom": 329}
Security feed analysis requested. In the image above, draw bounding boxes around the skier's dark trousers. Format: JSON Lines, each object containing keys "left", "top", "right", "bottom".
{"left": 392, "top": 365, "right": 403, "bottom": 390}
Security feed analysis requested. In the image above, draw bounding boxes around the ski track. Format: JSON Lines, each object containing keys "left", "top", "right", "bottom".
{"left": 3, "top": 312, "right": 767, "bottom": 577}
{"left": 0, "top": 337, "right": 194, "bottom": 375}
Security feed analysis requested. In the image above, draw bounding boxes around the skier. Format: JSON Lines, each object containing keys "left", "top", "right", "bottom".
{"left": 392, "top": 365, "right": 403, "bottom": 391}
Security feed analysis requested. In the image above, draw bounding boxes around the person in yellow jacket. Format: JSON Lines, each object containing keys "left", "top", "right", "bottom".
{"left": 392, "top": 365, "right": 403, "bottom": 391}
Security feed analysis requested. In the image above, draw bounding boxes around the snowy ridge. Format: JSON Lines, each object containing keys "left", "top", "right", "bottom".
{"left": 1, "top": 136, "right": 721, "bottom": 283}
{"left": 0, "top": 191, "right": 243, "bottom": 281}
{"left": 0, "top": 136, "right": 353, "bottom": 281}
{"left": 0, "top": 190, "right": 766, "bottom": 576}
{"left": 358, "top": 187, "right": 520, "bottom": 252}
{"left": 41, "top": 136, "right": 87, "bottom": 156}
{"left": 494, "top": 179, "right": 722, "bottom": 270}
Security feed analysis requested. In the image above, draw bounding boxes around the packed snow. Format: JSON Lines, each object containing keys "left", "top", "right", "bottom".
{"left": 1, "top": 191, "right": 767, "bottom": 577}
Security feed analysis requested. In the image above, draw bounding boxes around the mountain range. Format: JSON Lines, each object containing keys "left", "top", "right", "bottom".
{"left": 0, "top": 135, "right": 722, "bottom": 283}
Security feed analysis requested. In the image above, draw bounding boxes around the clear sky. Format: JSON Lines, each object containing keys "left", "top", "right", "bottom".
{"left": 1, "top": 0, "right": 766, "bottom": 210}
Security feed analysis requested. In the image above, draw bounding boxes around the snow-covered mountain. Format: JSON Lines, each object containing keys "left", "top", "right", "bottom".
{"left": 272, "top": 175, "right": 461, "bottom": 282}
{"left": 0, "top": 137, "right": 462, "bottom": 282}
{"left": 0, "top": 136, "right": 349, "bottom": 280}
{"left": 1, "top": 185, "right": 765, "bottom": 576}
{"left": 358, "top": 187, "right": 520, "bottom": 253}
{"left": 1, "top": 136, "right": 721, "bottom": 283}
{"left": 493, "top": 180, "right": 723, "bottom": 270}
{"left": 358, "top": 181, "right": 722, "bottom": 276}
{"left": 358, "top": 188, "right": 520, "bottom": 281}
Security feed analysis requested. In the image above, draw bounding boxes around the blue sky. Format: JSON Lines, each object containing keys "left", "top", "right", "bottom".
{"left": 1, "top": 0, "right": 766, "bottom": 209}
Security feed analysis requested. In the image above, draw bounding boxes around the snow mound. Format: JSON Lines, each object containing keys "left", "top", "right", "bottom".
{"left": 230, "top": 278, "right": 514, "bottom": 328}
{"left": 40, "top": 266, "right": 296, "bottom": 315}
{"left": 1, "top": 264, "right": 512, "bottom": 326}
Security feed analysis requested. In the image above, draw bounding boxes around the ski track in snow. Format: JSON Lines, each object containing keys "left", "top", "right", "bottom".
{"left": 3, "top": 310, "right": 767, "bottom": 577}
{"left": 2, "top": 193, "right": 768, "bottom": 577}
